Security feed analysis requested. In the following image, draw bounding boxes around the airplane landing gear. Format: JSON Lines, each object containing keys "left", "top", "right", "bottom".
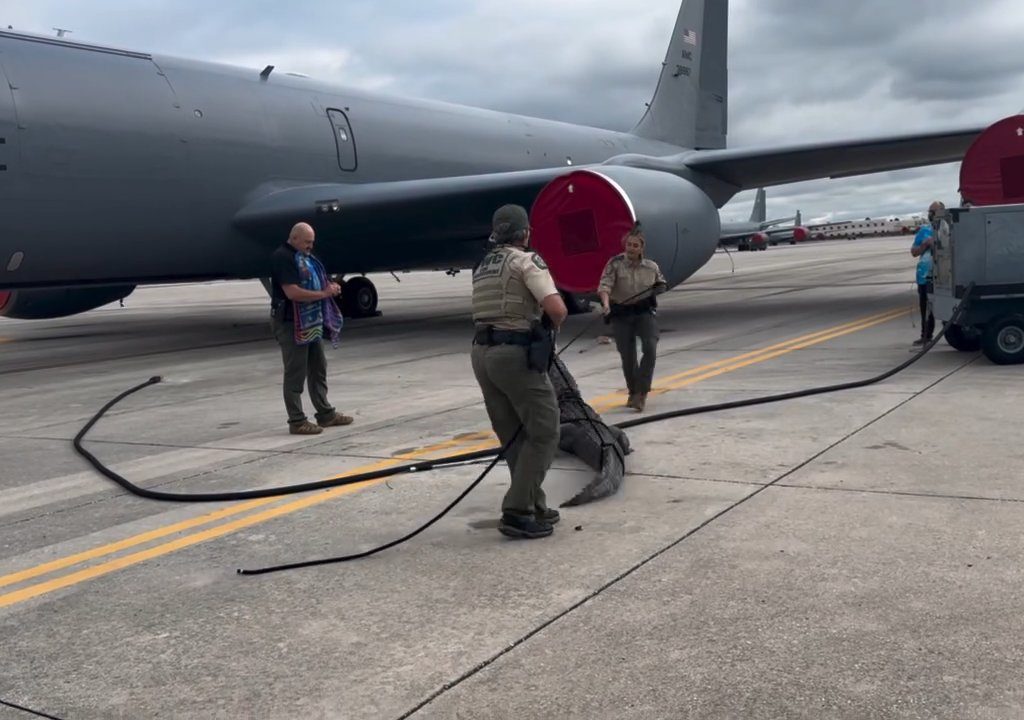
{"left": 341, "top": 276, "right": 380, "bottom": 318}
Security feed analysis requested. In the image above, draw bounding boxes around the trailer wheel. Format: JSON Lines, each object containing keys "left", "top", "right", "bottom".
{"left": 981, "top": 315, "right": 1024, "bottom": 365}
{"left": 944, "top": 323, "right": 982, "bottom": 352}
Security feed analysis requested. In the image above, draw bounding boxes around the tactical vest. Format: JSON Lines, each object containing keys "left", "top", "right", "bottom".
{"left": 471, "top": 246, "right": 540, "bottom": 331}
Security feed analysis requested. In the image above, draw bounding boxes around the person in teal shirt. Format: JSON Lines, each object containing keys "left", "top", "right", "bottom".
{"left": 910, "top": 224, "right": 935, "bottom": 344}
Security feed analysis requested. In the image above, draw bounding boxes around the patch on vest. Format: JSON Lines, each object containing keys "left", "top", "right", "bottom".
{"left": 473, "top": 251, "right": 505, "bottom": 281}
{"left": 531, "top": 253, "right": 548, "bottom": 270}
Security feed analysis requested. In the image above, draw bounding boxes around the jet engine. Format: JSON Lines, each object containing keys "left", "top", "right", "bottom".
{"left": 0, "top": 285, "right": 135, "bottom": 319}
{"left": 791, "top": 227, "right": 808, "bottom": 243}
{"left": 529, "top": 167, "right": 721, "bottom": 293}
{"left": 750, "top": 232, "right": 769, "bottom": 250}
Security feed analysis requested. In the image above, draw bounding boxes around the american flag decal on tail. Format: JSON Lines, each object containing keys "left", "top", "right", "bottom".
{"left": 682, "top": 28, "right": 698, "bottom": 45}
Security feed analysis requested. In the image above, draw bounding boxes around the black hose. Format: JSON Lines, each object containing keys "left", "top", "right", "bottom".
{"left": 618, "top": 318, "right": 946, "bottom": 429}
{"left": 238, "top": 427, "right": 522, "bottom": 574}
{"left": 72, "top": 288, "right": 657, "bottom": 503}
{"left": 74, "top": 289, "right": 970, "bottom": 574}
{"left": 72, "top": 375, "right": 502, "bottom": 502}
{"left": 237, "top": 291, "right": 971, "bottom": 575}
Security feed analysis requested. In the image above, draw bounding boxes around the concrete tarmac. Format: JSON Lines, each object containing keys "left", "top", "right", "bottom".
{"left": 1, "top": 237, "right": 1022, "bottom": 719}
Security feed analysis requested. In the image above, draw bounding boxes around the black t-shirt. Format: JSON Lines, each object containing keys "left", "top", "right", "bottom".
{"left": 270, "top": 243, "right": 305, "bottom": 320}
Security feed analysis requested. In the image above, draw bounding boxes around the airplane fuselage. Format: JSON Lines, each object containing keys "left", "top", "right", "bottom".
{"left": 0, "top": 31, "right": 695, "bottom": 291}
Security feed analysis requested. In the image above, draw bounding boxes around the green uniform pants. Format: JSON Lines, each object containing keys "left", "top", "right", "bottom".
{"left": 470, "top": 343, "right": 559, "bottom": 517}
{"left": 272, "top": 317, "right": 336, "bottom": 426}
{"left": 611, "top": 312, "right": 659, "bottom": 395}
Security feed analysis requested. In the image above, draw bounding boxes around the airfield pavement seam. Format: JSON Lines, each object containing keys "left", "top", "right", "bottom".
{"left": 775, "top": 483, "right": 1024, "bottom": 504}
{"left": 627, "top": 470, "right": 773, "bottom": 488}
{"left": 396, "top": 348, "right": 977, "bottom": 719}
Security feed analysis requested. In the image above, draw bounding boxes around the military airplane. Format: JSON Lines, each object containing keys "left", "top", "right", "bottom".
{"left": 718, "top": 188, "right": 806, "bottom": 251}
{"left": 0, "top": 0, "right": 988, "bottom": 320}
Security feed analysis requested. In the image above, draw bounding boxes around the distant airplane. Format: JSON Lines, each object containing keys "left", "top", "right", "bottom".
{"left": 718, "top": 189, "right": 807, "bottom": 251}
{"left": 0, "top": 0, "right": 987, "bottom": 319}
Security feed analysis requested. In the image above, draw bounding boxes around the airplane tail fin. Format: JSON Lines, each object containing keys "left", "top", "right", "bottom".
{"left": 748, "top": 188, "right": 766, "bottom": 223}
{"left": 631, "top": 0, "right": 728, "bottom": 149}
{"left": 795, "top": 209, "right": 802, "bottom": 226}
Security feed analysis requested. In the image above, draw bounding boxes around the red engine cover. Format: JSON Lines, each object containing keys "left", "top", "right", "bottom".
{"left": 529, "top": 170, "right": 637, "bottom": 293}
{"left": 792, "top": 227, "right": 808, "bottom": 242}
{"left": 0, "top": 291, "right": 10, "bottom": 313}
{"left": 959, "top": 115, "right": 1024, "bottom": 206}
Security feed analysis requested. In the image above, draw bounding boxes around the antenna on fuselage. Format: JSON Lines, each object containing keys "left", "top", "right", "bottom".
{"left": 260, "top": 65, "right": 274, "bottom": 81}
{"left": 53, "top": 27, "right": 72, "bottom": 38}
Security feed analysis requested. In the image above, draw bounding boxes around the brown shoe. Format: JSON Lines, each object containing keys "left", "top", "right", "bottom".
{"left": 289, "top": 421, "right": 323, "bottom": 435}
{"left": 635, "top": 394, "right": 647, "bottom": 412}
{"left": 318, "top": 412, "right": 354, "bottom": 428}
{"left": 625, "top": 393, "right": 639, "bottom": 409}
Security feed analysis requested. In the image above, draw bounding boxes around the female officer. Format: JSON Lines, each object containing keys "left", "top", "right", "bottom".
{"left": 597, "top": 225, "right": 667, "bottom": 412}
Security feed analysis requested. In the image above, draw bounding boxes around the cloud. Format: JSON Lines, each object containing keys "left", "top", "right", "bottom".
{"left": 5, "top": 0, "right": 1023, "bottom": 223}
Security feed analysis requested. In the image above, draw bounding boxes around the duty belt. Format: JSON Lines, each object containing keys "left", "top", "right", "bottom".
{"left": 473, "top": 327, "right": 532, "bottom": 346}
{"left": 610, "top": 299, "right": 655, "bottom": 316}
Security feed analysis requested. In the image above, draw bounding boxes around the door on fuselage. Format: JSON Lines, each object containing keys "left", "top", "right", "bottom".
{"left": 327, "top": 108, "right": 357, "bottom": 172}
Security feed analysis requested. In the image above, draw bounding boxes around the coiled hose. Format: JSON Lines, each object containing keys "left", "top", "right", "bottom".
{"left": 71, "top": 289, "right": 970, "bottom": 575}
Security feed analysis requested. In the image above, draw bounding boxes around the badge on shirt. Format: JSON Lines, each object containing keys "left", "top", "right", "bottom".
{"left": 531, "top": 253, "right": 548, "bottom": 270}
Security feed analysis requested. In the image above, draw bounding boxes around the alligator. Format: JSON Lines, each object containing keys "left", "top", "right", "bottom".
{"left": 548, "top": 354, "right": 632, "bottom": 506}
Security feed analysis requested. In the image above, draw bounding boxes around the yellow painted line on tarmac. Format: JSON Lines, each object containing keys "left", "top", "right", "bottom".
{"left": 0, "top": 458, "right": 403, "bottom": 609}
{"left": 589, "top": 307, "right": 908, "bottom": 413}
{"left": 0, "top": 308, "right": 906, "bottom": 609}
{"left": 0, "top": 497, "right": 278, "bottom": 590}
{"left": 648, "top": 308, "right": 909, "bottom": 396}
{"left": 0, "top": 435, "right": 481, "bottom": 592}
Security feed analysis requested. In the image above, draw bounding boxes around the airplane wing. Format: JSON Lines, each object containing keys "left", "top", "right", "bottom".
{"left": 232, "top": 167, "right": 571, "bottom": 246}
{"left": 680, "top": 125, "right": 985, "bottom": 190}
{"left": 760, "top": 215, "right": 798, "bottom": 229}
{"left": 234, "top": 125, "right": 984, "bottom": 248}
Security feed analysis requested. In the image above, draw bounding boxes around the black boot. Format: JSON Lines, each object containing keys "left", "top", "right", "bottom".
{"left": 498, "top": 513, "right": 553, "bottom": 539}
{"left": 535, "top": 507, "right": 560, "bottom": 525}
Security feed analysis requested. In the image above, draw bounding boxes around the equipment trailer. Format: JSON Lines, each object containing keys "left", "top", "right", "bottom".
{"left": 932, "top": 203, "right": 1024, "bottom": 365}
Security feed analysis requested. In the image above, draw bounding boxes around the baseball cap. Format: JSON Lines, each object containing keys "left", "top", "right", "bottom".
{"left": 491, "top": 204, "right": 530, "bottom": 242}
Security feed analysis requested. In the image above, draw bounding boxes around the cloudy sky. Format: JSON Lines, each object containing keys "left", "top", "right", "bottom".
{"left": 5, "top": 0, "right": 1024, "bottom": 224}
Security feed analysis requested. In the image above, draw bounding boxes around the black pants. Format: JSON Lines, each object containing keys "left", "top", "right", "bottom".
{"left": 610, "top": 312, "right": 659, "bottom": 395}
{"left": 918, "top": 284, "right": 935, "bottom": 340}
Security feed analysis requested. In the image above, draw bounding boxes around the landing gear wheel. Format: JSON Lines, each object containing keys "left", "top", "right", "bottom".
{"left": 981, "top": 315, "right": 1024, "bottom": 365}
{"left": 341, "top": 276, "right": 379, "bottom": 318}
{"left": 944, "top": 323, "right": 982, "bottom": 352}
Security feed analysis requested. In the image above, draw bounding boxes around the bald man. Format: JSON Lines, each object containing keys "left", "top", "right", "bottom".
{"left": 270, "top": 222, "right": 353, "bottom": 434}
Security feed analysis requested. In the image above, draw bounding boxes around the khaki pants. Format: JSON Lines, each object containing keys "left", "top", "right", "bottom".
{"left": 471, "top": 343, "right": 559, "bottom": 517}
{"left": 272, "top": 317, "right": 336, "bottom": 426}
{"left": 611, "top": 312, "right": 659, "bottom": 395}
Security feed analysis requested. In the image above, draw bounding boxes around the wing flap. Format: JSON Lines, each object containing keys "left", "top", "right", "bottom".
{"left": 681, "top": 125, "right": 986, "bottom": 190}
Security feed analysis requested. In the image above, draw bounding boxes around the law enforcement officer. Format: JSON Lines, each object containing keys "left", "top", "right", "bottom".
{"left": 471, "top": 204, "right": 568, "bottom": 539}
{"left": 598, "top": 225, "right": 667, "bottom": 412}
